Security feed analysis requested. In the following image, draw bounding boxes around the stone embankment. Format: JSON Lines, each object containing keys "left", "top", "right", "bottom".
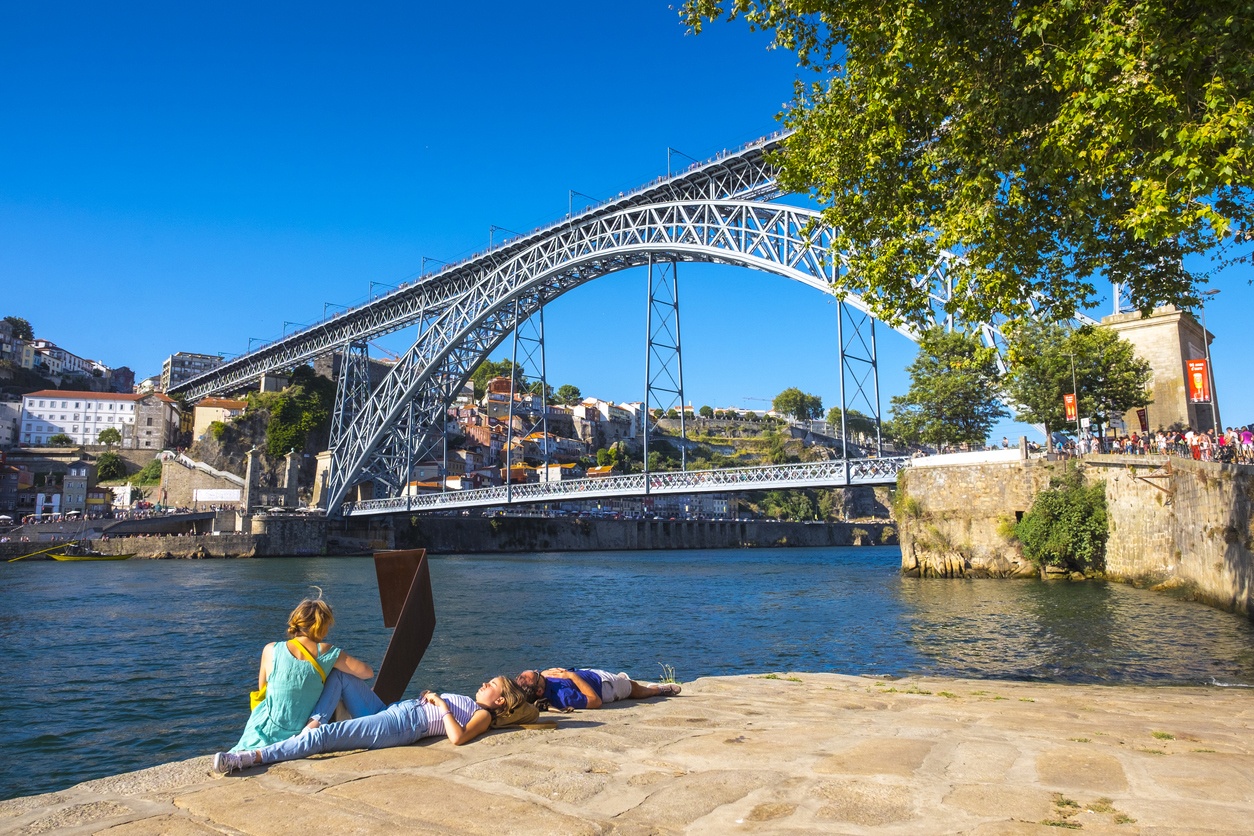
{"left": 897, "top": 453, "right": 1254, "bottom": 615}
{"left": 3, "top": 673, "right": 1249, "bottom": 834}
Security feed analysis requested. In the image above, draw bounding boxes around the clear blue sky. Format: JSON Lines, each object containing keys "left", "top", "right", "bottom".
{"left": 3, "top": 2, "right": 1250, "bottom": 439}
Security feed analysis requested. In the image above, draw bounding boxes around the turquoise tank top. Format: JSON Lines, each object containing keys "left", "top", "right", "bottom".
{"left": 231, "top": 640, "right": 341, "bottom": 752}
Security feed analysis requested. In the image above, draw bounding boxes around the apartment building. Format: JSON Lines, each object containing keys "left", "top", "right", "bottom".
{"left": 20, "top": 390, "right": 179, "bottom": 449}
{"left": 161, "top": 352, "right": 224, "bottom": 392}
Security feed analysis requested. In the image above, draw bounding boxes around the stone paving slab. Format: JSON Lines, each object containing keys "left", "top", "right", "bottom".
{"left": 2, "top": 673, "right": 1251, "bottom": 834}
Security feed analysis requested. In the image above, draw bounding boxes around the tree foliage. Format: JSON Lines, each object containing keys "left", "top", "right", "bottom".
{"left": 555, "top": 384, "right": 582, "bottom": 405}
{"left": 250, "top": 366, "right": 336, "bottom": 459}
{"left": 470, "top": 360, "right": 524, "bottom": 400}
{"left": 96, "top": 427, "right": 122, "bottom": 448}
{"left": 772, "top": 387, "right": 823, "bottom": 421}
{"left": 135, "top": 458, "right": 163, "bottom": 484}
{"left": 3, "top": 316, "right": 33, "bottom": 340}
{"left": 890, "top": 328, "right": 1007, "bottom": 448}
{"left": 95, "top": 451, "right": 126, "bottom": 481}
{"left": 1003, "top": 321, "right": 1152, "bottom": 440}
{"left": 1014, "top": 467, "right": 1108, "bottom": 572}
{"left": 683, "top": 1, "right": 1254, "bottom": 326}
{"left": 47, "top": 433, "right": 74, "bottom": 447}
{"left": 698, "top": 404, "right": 714, "bottom": 418}
{"left": 825, "top": 406, "right": 877, "bottom": 438}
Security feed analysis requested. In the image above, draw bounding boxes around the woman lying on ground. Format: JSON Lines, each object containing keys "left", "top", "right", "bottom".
{"left": 212, "top": 670, "right": 531, "bottom": 773}
{"left": 230, "top": 596, "right": 373, "bottom": 753}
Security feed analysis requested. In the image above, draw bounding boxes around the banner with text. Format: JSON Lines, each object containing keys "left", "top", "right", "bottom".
{"left": 1063, "top": 393, "right": 1077, "bottom": 422}
{"left": 1136, "top": 408, "right": 1149, "bottom": 432}
{"left": 1186, "top": 359, "right": 1210, "bottom": 403}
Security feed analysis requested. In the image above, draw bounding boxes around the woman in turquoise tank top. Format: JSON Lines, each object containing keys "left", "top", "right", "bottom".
{"left": 230, "top": 596, "right": 373, "bottom": 752}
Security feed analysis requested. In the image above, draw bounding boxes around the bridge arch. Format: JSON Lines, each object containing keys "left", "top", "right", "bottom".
{"left": 326, "top": 199, "right": 951, "bottom": 511}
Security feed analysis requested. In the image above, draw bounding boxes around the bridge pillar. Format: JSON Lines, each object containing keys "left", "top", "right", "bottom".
{"left": 1102, "top": 306, "right": 1220, "bottom": 434}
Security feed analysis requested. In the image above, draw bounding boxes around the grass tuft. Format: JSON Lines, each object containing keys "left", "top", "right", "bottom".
{"left": 1151, "top": 731, "right": 1174, "bottom": 740}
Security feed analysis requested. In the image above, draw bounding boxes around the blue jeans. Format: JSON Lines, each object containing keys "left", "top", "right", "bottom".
{"left": 259, "top": 697, "right": 429, "bottom": 763}
{"left": 309, "top": 669, "right": 386, "bottom": 724}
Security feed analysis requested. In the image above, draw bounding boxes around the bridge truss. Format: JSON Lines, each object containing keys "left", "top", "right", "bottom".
{"left": 169, "top": 131, "right": 1090, "bottom": 517}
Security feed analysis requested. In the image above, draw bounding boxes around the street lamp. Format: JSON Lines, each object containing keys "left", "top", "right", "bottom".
{"left": 1198, "top": 289, "right": 1221, "bottom": 433}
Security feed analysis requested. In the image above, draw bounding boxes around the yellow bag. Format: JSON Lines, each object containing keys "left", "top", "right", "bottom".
{"left": 249, "top": 640, "right": 327, "bottom": 710}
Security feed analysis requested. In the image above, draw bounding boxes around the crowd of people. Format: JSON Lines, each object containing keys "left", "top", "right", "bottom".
{"left": 211, "top": 596, "right": 680, "bottom": 774}
{"left": 1053, "top": 425, "right": 1254, "bottom": 463}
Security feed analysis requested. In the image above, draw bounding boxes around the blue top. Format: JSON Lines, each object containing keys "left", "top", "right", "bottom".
{"left": 544, "top": 669, "right": 602, "bottom": 710}
{"left": 232, "top": 640, "right": 340, "bottom": 752}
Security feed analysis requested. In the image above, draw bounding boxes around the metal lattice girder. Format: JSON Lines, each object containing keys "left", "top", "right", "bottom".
{"left": 322, "top": 200, "right": 969, "bottom": 514}
{"left": 170, "top": 134, "right": 792, "bottom": 401}
{"left": 645, "top": 255, "right": 686, "bottom": 471}
{"left": 342, "top": 457, "right": 910, "bottom": 517}
{"left": 836, "top": 303, "right": 883, "bottom": 457}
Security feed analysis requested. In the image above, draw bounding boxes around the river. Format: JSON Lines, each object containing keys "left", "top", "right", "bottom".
{"left": 2, "top": 546, "right": 1251, "bottom": 802}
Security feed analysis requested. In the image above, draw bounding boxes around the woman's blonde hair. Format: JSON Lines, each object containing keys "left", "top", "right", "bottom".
{"left": 287, "top": 598, "right": 334, "bottom": 641}
{"left": 494, "top": 676, "right": 529, "bottom": 716}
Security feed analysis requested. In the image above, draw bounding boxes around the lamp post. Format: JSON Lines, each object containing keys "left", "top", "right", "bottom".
{"left": 1198, "top": 289, "right": 1220, "bottom": 433}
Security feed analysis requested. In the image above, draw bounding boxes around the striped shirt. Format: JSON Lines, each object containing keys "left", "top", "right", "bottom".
{"left": 418, "top": 693, "right": 482, "bottom": 739}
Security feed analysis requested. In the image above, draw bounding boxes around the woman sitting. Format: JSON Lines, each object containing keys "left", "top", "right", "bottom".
{"left": 230, "top": 595, "right": 373, "bottom": 753}
{"left": 212, "top": 675, "right": 529, "bottom": 773}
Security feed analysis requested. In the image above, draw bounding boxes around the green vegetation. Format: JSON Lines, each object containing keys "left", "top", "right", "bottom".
{"left": 3, "top": 316, "right": 33, "bottom": 340}
{"left": 47, "top": 433, "right": 74, "bottom": 447}
{"left": 1004, "top": 321, "right": 1152, "bottom": 442}
{"left": 96, "top": 427, "right": 121, "bottom": 448}
{"left": 890, "top": 328, "right": 1007, "bottom": 449}
{"left": 95, "top": 452, "right": 126, "bottom": 481}
{"left": 248, "top": 365, "right": 336, "bottom": 459}
{"left": 135, "top": 458, "right": 163, "bottom": 485}
{"left": 825, "top": 406, "right": 876, "bottom": 438}
{"left": 772, "top": 387, "right": 822, "bottom": 422}
{"left": 555, "top": 384, "right": 582, "bottom": 405}
{"left": 698, "top": 404, "right": 714, "bottom": 418}
{"left": 208, "top": 420, "right": 228, "bottom": 441}
{"left": 682, "top": 1, "right": 1254, "bottom": 326}
{"left": 469, "top": 359, "right": 524, "bottom": 400}
{"left": 1014, "top": 467, "right": 1108, "bottom": 573}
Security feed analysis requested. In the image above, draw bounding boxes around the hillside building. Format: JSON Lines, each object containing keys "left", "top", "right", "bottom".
{"left": 20, "top": 390, "right": 179, "bottom": 449}
{"left": 161, "top": 352, "right": 224, "bottom": 392}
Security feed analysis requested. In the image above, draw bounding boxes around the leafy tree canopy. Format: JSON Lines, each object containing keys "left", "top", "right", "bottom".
{"left": 890, "top": 328, "right": 1008, "bottom": 448}
{"left": 825, "top": 406, "right": 877, "bottom": 438}
{"left": 95, "top": 451, "right": 126, "bottom": 481}
{"left": 135, "top": 458, "right": 163, "bottom": 484}
{"left": 47, "top": 433, "right": 75, "bottom": 447}
{"left": 3, "top": 316, "right": 33, "bottom": 341}
{"left": 698, "top": 404, "right": 714, "bottom": 418}
{"left": 470, "top": 360, "right": 525, "bottom": 400}
{"left": 1003, "top": 321, "right": 1152, "bottom": 439}
{"left": 555, "top": 384, "right": 582, "bottom": 405}
{"left": 96, "top": 427, "right": 122, "bottom": 448}
{"left": 772, "top": 387, "right": 823, "bottom": 421}
{"left": 683, "top": 1, "right": 1254, "bottom": 327}
{"left": 250, "top": 365, "right": 336, "bottom": 459}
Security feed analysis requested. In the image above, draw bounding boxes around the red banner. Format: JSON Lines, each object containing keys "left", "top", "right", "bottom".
{"left": 1136, "top": 408, "right": 1149, "bottom": 432}
{"left": 1063, "top": 393, "right": 1077, "bottom": 422}
{"left": 1186, "top": 359, "right": 1210, "bottom": 403}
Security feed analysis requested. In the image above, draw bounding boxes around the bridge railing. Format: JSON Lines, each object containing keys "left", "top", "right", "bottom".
{"left": 342, "top": 457, "right": 909, "bottom": 516}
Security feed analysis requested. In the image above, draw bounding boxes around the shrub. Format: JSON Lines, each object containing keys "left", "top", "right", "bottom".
{"left": 1015, "top": 467, "right": 1107, "bottom": 572}
{"left": 95, "top": 452, "right": 127, "bottom": 481}
{"left": 135, "top": 458, "right": 163, "bottom": 484}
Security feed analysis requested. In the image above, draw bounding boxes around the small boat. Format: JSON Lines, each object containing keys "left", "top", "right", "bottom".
{"left": 48, "top": 543, "right": 133, "bottom": 561}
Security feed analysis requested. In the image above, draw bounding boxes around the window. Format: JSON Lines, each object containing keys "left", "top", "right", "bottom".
{"left": 143, "top": 441, "right": 151, "bottom": 448}
{"left": 60, "top": 402, "right": 67, "bottom": 408}
{"left": 74, "top": 402, "right": 80, "bottom": 409}
{"left": 38, "top": 400, "right": 44, "bottom": 407}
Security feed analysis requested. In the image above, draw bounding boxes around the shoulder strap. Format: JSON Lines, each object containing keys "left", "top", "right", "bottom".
{"left": 287, "top": 640, "right": 327, "bottom": 682}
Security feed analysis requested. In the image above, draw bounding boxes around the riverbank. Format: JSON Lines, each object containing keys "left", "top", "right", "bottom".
{"left": 3, "top": 673, "right": 1248, "bottom": 834}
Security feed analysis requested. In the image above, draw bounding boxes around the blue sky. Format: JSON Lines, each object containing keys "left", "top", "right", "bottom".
{"left": 2, "top": 2, "right": 1250, "bottom": 439}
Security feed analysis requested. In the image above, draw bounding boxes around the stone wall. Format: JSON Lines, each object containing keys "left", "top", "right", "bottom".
{"left": 897, "top": 454, "right": 1254, "bottom": 615}
{"left": 387, "top": 516, "right": 896, "bottom": 554}
{"left": 1087, "top": 455, "right": 1253, "bottom": 614}
{"left": 159, "top": 454, "right": 244, "bottom": 508}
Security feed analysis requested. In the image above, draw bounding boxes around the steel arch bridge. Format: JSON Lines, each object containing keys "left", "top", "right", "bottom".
{"left": 170, "top": 132, "right": 1091, "bottom": 516}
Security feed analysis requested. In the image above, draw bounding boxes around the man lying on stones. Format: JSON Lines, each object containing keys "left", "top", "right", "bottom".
{"left": 514, "top": 667, "right": 680, "bottom": 711}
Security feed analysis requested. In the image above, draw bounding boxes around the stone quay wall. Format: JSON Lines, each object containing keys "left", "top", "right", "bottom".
{"left": 897, "top": 454, "right": 1254, "bottom": 615}
{"left": 388, "top": 516, "right": 896, "bottom": 554}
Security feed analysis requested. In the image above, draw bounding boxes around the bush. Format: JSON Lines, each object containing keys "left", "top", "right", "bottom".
{"left": 96, "top": 452, "right": 127, "bottom": 481}
{"left": 1015, "top": 467, "right": 1107, "bottom": 573}
{"left": 135, "top": 458, "right": 163, "bottom": 484}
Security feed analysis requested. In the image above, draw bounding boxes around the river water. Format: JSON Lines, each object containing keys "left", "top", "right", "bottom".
{"left": 2, "top": 546, "right": 1252, "bottom": 801}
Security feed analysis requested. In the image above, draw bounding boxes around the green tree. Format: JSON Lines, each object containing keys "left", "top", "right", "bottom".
{"left": 3, "top": 316, "right": 33, "bottom": 341}
{"left": 682, "top": 1, "right": 1253, "bottom": 326}
{"left": 698, "top": 404, "right": 714, "bottom": 419}
{"left": 555, "top": 384, "right": 582, "bottom": 405}
{"left": 825, "top": 407, "right": 877, "bottom": 438}
{"left": 95, "top": 451, "right": 126, "bottom": 481}
{"left": 1003, "top": 322, "right": 1152, "bottom": 442}
{"left": 469, "top": 360, "right": 524, "bottom": 400}
{"left": 772, "top": 387, "right": 823, "bottom": 422}
{"left": 96, "top": 427, "right": 122, "bottom": 448}
{"left": 47, "top": 433, "right": 74, "bottom": 447}
{"left": 890, "top": 328, "right": 1008, "bottom": 449}
{"left": 1014, "top": 467, "right": 1108, "bottom": 573}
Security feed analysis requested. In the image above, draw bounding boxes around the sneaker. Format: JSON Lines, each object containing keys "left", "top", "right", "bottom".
{"left": 212, "top": 751, "right": 255, "bottom": 774}
{"left": 656, "top": 683, "right": 682, "bottom": 696}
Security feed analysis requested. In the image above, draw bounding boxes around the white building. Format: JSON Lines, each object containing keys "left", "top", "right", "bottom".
{"left": 20, "top": 390, "right": 179, "bottom": 449}
{"left": 0, "top": 399, "right": 20, "bottom": 448}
